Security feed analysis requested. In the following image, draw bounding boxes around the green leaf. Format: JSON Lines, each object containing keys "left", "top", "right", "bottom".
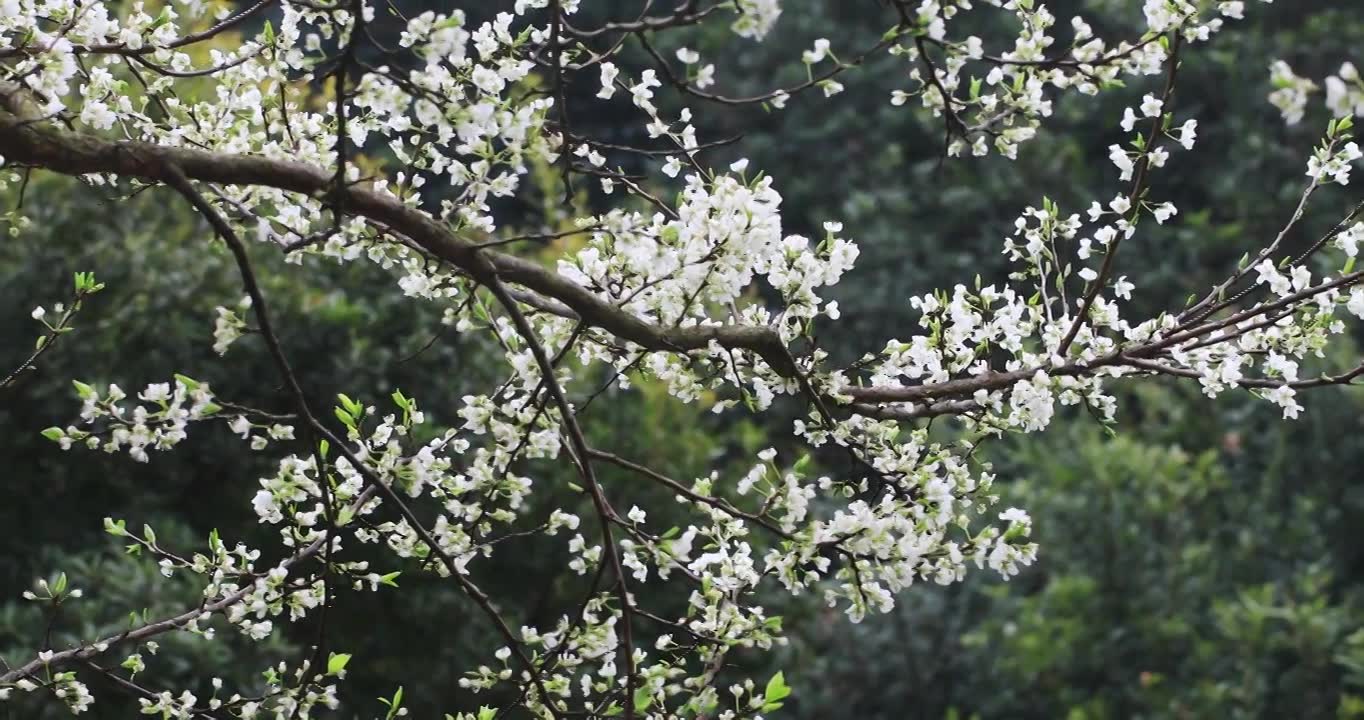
{"left": 764, "top": 671, "right": 792, "bottom": 705}
{"left": 433, "top": 15, "right": 464, "bottom": 31}
{"left": 337, "top": 393, "right": 361, "bottom": 417}
{"left": 104, "top": 517, "right": 127, "bottom": 536}
{"left": 174, "top": 374, "right": 199, "bottom": 391}
{"left": 334, "top": 406, "right": 356, "bottom": 429}
{"left": 41, "top": 427, "right": 64, "bottom": 442}
{"left": 72, "top": 380, "right": 95, "bottom": 399}
{"left": 327, "top": 652, "right": 352, "bottom": 676}
{"left": 633, "top": 686, "right": 652, "bottom": 712}
{"left": 379, "top": 571, "right": 402, "bottom": 588}
{"left": 383, "top": 687, "right": 405, "bottom": 720}
{"left": 149, "top": 6, "right": 172, "bottom": 30}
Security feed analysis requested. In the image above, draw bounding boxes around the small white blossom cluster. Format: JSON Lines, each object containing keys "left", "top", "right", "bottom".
{"left": 1270, "top": 60, "right": 1320, "bottom": 125}
{"left": 1307, "top": 137, "right": 1363, "bottom": 186}
{"left": 212, "top": 296, "right": 252, "bottom": 355}
{"left": 1270, "top": 61, "right": 1364, "bottom": 126}
{"left": 730, "top": 0, "right": 782, "bottom": 41}
{"left": 558, "top": 170, "right": 857, "bottom": 346}
{"left": 125, "top": 657, "right": 342, "bottom": 719}
{"left": 875, "top": 0, "right": 1273, "bottom": 158}
{"left": 8, "top": 576, "right": 92, "bottom": 713}
{"left": 5, "top": 672, "right": 94, "bottom": 714}
{"left": 1326, "top": 62, "right": 1364, "bottom": 119}
{"left": 41, "top": 376, "right": 220, "bottom": 462}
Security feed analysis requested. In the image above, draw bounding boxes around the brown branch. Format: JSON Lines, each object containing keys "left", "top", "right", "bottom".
{"left": 485, "top": 277, "right": 638, "bottom": 720}
{"left": 1120, "top": 355, "right": 1364, "bottom": 390}
{"left": 0, "top": 90, "right": 800, "bottom": 379}
{"left": 1180, "top": 197, "right": 1364, "bottom": 327}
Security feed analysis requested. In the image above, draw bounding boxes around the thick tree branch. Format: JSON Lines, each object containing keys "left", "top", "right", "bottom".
{"left": 0, "top": 89, "right": 799, "bottom": 378}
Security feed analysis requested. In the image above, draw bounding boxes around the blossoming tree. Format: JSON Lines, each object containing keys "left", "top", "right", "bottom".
{"left": 2, "top": 0, "right": 1363, "bottom": 716}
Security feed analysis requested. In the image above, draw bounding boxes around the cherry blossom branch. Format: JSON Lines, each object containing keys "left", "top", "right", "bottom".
{"left": 1057, "top": 33, "right": 1183, "bottom": 356}
{"left": 587, "top": 448, "right": 794, "bottom": 540}
{"left": 1180, "top": 196, "right": 1364, "bottom": 327}
{"left": 8, "top": 86, "right": 1357, "bottom": 421}
{"left": 0, "top": 485, "right": 377, "bottom": 685}
{"left": 0, "top": 90, "right": 802, "bottom": 378}
{"left": 561, "top": 3, "right": 720, "bottom": 40}
{"left": 83, "top": 661, "right": 228, "bottom": 720}
{"left": 1, "top": 281, "right": 98, "bottom": 392}
{"left": 636, "top": 31, "right": 897, "bottom": 107}
{"left": 1120, "top": 355, "right": 1364, "bottom": 390}
{"left": 921, "top": 34, "right": 1161, "bottom": 73}
{"left": 158, "top": 159, "right": 568, "bottom": 718}
{"left": 486, "top": 277, "right": 639, "bottom": 720}
{"left": 0, "top": 0, "right": 278, "bottom": 59}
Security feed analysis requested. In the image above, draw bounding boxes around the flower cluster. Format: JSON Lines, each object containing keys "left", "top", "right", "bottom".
{"left": 41, "top": 376, "right": 220, "bottom": 462}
